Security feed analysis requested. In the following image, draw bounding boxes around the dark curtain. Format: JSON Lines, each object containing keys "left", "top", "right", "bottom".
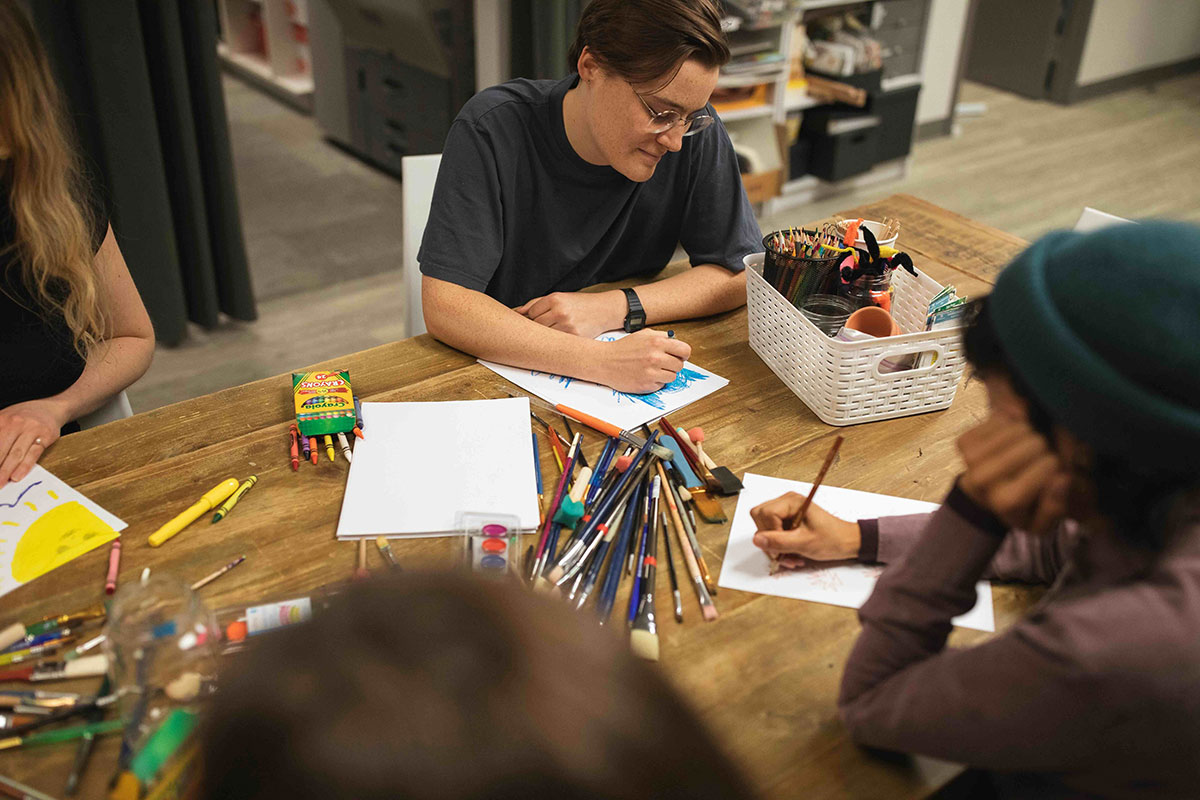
{"left": 28, "top": 0, "right": 255, "bottom": 346}
{"left": 510, "top": 0, "right": 586, "bottom": 80}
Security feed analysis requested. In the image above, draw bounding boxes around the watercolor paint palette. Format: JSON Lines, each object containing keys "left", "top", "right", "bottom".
{"left": 460, "top": 513, "right": 522, "bottom": 578}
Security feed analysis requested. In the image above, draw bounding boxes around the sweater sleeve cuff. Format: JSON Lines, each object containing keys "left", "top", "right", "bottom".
{"left": 857, "top": 518, "right": 880, "bottom": 563}
{"left": 944, "top": 482, "right": 1009, "bottom": 539}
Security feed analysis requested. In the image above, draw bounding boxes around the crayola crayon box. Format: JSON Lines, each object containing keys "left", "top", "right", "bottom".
{"left": 292, "top": 370, "right": 355, "bottom": 436}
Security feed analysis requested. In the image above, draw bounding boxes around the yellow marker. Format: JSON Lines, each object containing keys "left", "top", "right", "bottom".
{"left": 148, "top": 479, "right": 239, "bottom": 548}
{"left": 323, "top": 435, "right": 335, "bottom": 462}
{"left": 211, "top": 476, "right": 257, "bottom": 523}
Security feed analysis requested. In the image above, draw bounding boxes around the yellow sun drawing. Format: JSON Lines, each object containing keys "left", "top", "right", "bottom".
{"left": 1, "top": 481, "right": 119, "bottom": 585}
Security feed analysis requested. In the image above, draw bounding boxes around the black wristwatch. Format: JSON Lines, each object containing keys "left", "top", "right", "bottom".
{"left": 622, "top": 288, "right": 646, "bottom": 333}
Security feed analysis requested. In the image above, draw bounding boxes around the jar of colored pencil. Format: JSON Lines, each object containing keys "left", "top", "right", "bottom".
{"left": 762, "top": 229, "right": 855, "bottom": 310}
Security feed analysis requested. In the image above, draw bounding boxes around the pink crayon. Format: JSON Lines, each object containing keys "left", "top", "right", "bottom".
{"left": 104, "top": 539, "right": 122, "bottom": 595}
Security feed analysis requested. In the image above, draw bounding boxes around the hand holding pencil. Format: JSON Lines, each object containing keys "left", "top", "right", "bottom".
{"left": 750, "top": 497, "right": 861, "bottom": 569}
{"left": 750, "top": 436, "right": 848, "bottom": 572}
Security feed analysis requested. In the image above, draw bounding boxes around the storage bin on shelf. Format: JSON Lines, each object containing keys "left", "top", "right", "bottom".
{"left": 745, "top": 252, "right": 968, "bottom": 426}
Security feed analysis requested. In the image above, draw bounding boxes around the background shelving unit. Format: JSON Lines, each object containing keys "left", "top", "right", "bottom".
{"left": 216, "top": 0, "right": 314, "bottom": 112}
{"left": 716, "top": 0, "right": 930, "bottom": 211}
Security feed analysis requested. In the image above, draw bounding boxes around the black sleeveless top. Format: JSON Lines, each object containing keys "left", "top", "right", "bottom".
{"left": 1, "top": 172, "right": 108, "bottom": 433}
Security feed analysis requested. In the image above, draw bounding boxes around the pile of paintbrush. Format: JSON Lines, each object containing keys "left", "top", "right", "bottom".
{"left": 524, "top": 408, "right": 744, "bottom": 663}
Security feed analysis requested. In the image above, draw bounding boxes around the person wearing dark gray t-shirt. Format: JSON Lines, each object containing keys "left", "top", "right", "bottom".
{"left": 418, "top": 19, "right": 761, "bottom": 395}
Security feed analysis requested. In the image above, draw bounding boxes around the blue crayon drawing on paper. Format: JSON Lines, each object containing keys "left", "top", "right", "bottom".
{"left": 611, "top": 367, "right": 709, "bottom": 409}
{"left": 481, "top": 330, "right": 728, "bottom": 432}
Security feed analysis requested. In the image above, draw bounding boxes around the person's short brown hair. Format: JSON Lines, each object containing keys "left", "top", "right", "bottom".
{"left": 200, "top": 572, "right": 757, "bottom": 800}
{"left": 568, "top": 0, "right": 730, "bottom": 87}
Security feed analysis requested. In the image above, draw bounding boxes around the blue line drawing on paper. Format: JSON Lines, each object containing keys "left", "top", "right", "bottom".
{"left": 0, "top": 481, "right": 42, "bottom": 510}
{"left": 612, "top": 367, "right": 709, "bottom": 409}
{"left": 527, "top": 365, "right": 710, "bottom": 411}
{"left": 530, "top": 372, "right": 576, "bottom": 390}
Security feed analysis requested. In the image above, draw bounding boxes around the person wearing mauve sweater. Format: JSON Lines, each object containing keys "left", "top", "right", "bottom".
{"left": 751, "top": 221, "right": 1200, "bottom": 799}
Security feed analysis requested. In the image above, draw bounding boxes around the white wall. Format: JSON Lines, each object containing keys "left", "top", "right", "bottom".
{"left": 916, "top": 0, "right": 970, "bottom": 125}
{"left": 1077, "top": 0, "right": 1200, "bottom": 86}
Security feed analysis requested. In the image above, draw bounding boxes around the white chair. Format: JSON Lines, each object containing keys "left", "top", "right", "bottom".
{"left": 77, "top": 390, "right": 133, "bottom": 430}
{"left": 401, "top": 154, "right": 443, "bottom": 338}
{"left": 1074, "top": 207, "right": 1132, "bottom": 233}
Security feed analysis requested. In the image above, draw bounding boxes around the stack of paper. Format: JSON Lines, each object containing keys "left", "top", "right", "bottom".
{"left": 335, "top": 398, "right": 540, "bottom": 539}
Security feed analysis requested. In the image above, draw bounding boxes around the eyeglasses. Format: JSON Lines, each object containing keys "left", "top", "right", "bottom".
{"left": 629, "top": 83, "right": 714, "bottom": 137}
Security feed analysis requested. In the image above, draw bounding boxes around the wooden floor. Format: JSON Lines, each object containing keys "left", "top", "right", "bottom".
{"left": 126, "top": 72, "right": 1200, "bottom": 413}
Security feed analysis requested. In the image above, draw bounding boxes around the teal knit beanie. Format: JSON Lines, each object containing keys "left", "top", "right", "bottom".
{"left": 989, "top": 220, "right": 1200, "bottom": 471}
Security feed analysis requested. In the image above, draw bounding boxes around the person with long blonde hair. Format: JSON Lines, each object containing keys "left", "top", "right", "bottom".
{"left": 0, "top": 0, "right": 154, "bottom": 483}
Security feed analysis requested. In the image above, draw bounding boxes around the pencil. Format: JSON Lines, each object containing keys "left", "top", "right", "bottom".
{"left": 190, "top": 555, "right": 246, "bottom": 591}
{"left": 773, "top": 435, "right": 844, "bottom": 574}
{"left": 532, "top": 433, "right": 545, "bottom": 525}
{"left": 546, "top": 424, "right": 566, "bottom": 474}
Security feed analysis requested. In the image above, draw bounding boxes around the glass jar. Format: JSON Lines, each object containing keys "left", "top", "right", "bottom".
{"left": 841, "top": 270, "right": 894, "bottom": 311}
{"left": 800, "top": 294, "right": 854, "bottom": 337}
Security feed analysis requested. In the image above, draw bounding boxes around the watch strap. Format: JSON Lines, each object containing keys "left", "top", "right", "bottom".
{"left": 622, "top": 288, "right": 646, "bottom": 333}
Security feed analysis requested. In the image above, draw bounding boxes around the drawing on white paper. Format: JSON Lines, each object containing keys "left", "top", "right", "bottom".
{"left": 719, "top": 473, "right": 995, "bottom": 632}
{"left": 480, "top": 332, "right": 728, "bottom": 432}
{"left": 0, "top": 466, "right": 127, "bottom": 600}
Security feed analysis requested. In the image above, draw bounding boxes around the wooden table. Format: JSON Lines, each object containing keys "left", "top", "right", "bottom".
{"left": 1, "top": 196, "right": 1033, "bottom": 799}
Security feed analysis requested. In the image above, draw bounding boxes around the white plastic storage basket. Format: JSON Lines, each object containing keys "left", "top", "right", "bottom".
{"left": 745, "top": 252, "right": 968, "bottom": 426}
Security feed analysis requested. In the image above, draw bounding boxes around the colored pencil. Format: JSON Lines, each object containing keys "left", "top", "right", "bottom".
{"left": 190, "top": 556, "right": 246, "bottom": 591}
{"left": 532, "top": 433, "right": 544, "bottom": 524}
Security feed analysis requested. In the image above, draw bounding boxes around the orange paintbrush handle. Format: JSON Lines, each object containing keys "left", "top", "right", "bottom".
{"left": 555, "top": 404, "right": 623, "bottom": 439}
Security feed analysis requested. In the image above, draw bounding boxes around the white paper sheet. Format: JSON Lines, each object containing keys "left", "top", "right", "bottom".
{"left": 719, "top": 473, "right": 995, "bottom": 632}
{"left": 335, "top": 398, "right": 540, "bottom": 538}
{"left": 478, "top": 331, "right": 728, "bottom": 432}
{"left": 0, "top": 465, "right": 127, "bottom": 599}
